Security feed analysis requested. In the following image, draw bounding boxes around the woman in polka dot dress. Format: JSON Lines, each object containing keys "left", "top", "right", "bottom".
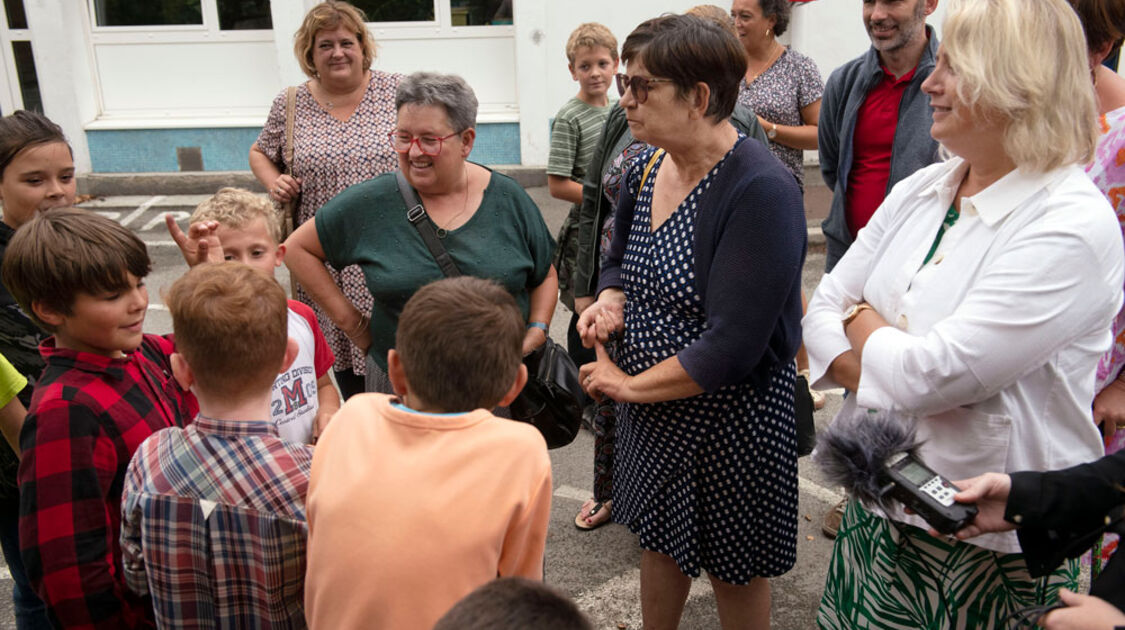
{"left": 578, "top": 15, "right": 806, "bottom": 630}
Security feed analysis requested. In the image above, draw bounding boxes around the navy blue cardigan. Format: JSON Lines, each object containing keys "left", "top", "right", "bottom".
{"left": 598, "top": 137, "right": 807, "bottom": 393}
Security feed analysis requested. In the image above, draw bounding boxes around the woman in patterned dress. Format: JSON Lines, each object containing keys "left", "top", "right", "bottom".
{"left": 577, "top": 14, "right": 805, "bottom": 629}
{"left": 804, "top": 0, "right": 1122, "bottom": 627}
{"left": 1075, "top": 0, "right": 1125, "bottom": 457}
{"left": 249, "top": 1, "right": 401, "bottom": 399}
{"left": 731, "top": 0, "right": 823, "bottom": 189}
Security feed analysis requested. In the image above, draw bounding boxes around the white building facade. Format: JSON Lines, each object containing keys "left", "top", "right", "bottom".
{"left": 5, "top": 0, "right": 953, "bottom": 173}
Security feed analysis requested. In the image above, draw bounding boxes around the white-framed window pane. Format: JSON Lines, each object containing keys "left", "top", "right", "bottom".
{"left": 217, "top": 0, "right": 271, "bottom": 29}
{"left": 350, "top": 0, "right": 434, "bottom": 22}
{"left": 451, "top": 0, "right": 510, "bottom": 25}
{"left": 92, "top": 0, "right": 204, "bottom": 27}
{"left": 11, "top": 41, "right": 40, "bottom": 112}
{"left": 4, "top": 0, "right": 27, "bottom": 30}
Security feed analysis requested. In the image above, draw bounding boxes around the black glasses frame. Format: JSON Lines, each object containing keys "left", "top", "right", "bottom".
{"left": 615, "top": 73, "right": 674, "bottom": 104}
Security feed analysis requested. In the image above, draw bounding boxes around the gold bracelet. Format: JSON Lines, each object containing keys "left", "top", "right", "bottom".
{"left": 345, "top": 313, "right": 369, "bottom": 339}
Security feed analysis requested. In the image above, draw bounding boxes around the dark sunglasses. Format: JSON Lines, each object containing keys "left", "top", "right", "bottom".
{"left": 615, "top": 73, "right": 674, "bottom": 104}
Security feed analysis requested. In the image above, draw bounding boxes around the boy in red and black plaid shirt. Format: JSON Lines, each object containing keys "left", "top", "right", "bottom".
{"left": 1, "top": 208, "right": 197, "bottom": 629}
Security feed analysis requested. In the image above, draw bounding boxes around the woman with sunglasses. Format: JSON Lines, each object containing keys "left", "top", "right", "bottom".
{"left": 570, "top": 7, "right": 770, "bottom": 533}
{"left": 577, "top": 14, "right": 805, "bottom": 629}
{"left": 284, "top": 72, "right": 557, "bottom": 393}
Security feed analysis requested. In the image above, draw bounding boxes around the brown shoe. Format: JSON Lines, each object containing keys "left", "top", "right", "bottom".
{"left": 822, "top": 499, "right": 847, "bottom": 539}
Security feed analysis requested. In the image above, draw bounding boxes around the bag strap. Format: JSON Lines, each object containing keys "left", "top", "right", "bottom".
{"left": 395, "top": 170, "right": 462, "bottom": 278}
{"left": 283, "top": 86, "right": 297, "bottom": 172}
{"left": 639, "top": 148, "right": 664, "bottom": 192}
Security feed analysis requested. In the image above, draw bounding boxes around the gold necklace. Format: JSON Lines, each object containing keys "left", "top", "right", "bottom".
{"left": 318, "top": 77, "right": 364, "bottom": 110}
{"left": 747, "top": 42, "right": 783, "bottom": 83}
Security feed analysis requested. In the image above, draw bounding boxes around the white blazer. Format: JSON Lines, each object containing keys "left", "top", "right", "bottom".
{"left": 804, "top": 157, "right": 1125, "bottom": 553}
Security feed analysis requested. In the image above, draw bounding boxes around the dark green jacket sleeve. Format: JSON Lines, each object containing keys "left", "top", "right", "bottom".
{"left": 574, "top": 105, "right": 629, "bottom": 300}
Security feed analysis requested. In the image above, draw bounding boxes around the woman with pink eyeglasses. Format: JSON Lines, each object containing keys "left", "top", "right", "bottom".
{"left": 284, "top": 72, "right": 558, "bottom": 393}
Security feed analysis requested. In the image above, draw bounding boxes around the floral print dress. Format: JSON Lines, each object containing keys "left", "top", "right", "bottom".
{"left": 256, "top": 70, "right": 403, "bottom": 375}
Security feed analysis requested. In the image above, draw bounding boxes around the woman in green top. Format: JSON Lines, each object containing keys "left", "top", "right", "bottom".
{"left": 285, "top": 72, "right": 558, "bottom": 393}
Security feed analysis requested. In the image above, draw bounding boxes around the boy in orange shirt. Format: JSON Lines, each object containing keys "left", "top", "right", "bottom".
{"left": 304, "top": 277, "right": 552, "bottom": 630}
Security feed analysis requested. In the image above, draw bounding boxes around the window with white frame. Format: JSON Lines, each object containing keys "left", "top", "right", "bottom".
{"left": 349, "top": 0, "right": 511, "bottom": 25}
{"left": 90, "top": 0, "right": 512, "bottom": 29}
{"left": 92, "top": 0, "right": 272, "bottom": 30}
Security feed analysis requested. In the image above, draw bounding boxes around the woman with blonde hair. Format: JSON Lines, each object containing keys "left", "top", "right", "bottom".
{"left": 805, "top": 0, "right": 1123, "bottom": 626}
{"left": 249, "top": 1, "right": 401, "bottom": 399}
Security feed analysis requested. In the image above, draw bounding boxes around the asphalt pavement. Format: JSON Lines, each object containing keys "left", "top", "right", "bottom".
{"left": 0, "top": 180, "right": 844, "bottom": 629}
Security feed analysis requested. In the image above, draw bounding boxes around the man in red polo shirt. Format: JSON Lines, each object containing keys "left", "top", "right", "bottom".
{"left": 815, "top": 0, "right": 942, "bottom": 539}
{"left": 818, "top": 0, "right": 941, "bottom": 273}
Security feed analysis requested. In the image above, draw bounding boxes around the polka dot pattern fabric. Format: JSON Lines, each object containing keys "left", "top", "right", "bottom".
{"left": 611, "top": 145, "right": 799, "bottom": 584}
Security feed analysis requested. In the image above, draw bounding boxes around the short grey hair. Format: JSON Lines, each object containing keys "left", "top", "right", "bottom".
{"left": 395, "top": 72, "right": 478, "bottom": 133}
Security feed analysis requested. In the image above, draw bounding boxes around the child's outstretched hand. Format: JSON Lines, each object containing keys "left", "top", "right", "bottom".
{"left": 166, "top": 214, "right": 224, "bottom": 267}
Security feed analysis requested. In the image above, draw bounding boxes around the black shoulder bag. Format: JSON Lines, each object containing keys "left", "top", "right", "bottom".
{"left": 395, "top": 171, "right": 581, "bottom": 449}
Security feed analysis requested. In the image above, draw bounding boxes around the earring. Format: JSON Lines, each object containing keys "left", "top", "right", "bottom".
{"left": 766, "top": 28, "right": 771, "bottom": 37}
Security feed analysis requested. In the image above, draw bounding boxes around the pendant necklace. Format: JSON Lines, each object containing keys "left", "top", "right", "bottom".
{"left": 436, "top": 169, "right": 471, "bottom": 239}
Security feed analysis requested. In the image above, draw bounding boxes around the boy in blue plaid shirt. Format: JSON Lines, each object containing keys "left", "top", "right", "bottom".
{"left": 121, "top": 262, "right": 313, "bottom": 629}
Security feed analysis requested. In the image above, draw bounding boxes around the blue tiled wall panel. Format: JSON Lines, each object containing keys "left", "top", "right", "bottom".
{"left": 86, "top": 123, "right": 522, "bottom": 172}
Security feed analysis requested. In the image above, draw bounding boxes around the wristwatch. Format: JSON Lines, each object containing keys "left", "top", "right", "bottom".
{"left": 767, "top": 122, "right": 778, "bottom": 139}
{"left": 842, "top": 303, "right": 873, "bottom": 326}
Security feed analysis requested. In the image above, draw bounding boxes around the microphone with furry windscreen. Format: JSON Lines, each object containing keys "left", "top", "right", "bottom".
{"left": 814, "top": 409, "right": 978, "bottom": 536}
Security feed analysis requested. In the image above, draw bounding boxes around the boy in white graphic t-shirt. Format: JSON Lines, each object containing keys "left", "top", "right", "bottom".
{"left": 169, "top": 187, "right": 339, "bottom": 443}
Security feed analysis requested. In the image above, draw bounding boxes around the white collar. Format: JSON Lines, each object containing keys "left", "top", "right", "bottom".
{"left": 920, "top": 158, "right": 1067, "bottom": 226}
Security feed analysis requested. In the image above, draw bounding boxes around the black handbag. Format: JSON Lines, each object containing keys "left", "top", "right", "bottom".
{"left": 395, "top": 171, "right": 581, "bottom": 449}
{"left": 508, "top": 337, "right": 582, "bottom": 448}
{"left": 794, "top": 372, "right": 816, "bottom": 457}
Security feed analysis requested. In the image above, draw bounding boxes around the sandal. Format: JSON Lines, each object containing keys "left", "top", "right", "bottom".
{"left": 810, "top": 387, "right": 826, "bottom": 410}
{"left": 822, "top": 499, "right": 848, "bottom": 539}
{"left": 574, "top": 498, "right": 612, "bottom": 531}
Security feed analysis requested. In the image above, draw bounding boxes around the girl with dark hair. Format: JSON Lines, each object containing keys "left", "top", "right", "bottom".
{"left": 0, "top": 108, "right": 74, "bottom": 630}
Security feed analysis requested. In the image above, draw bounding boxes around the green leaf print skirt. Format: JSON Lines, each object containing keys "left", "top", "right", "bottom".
{"left": 817, "top": 500, "right": 1078, "bottom": 629}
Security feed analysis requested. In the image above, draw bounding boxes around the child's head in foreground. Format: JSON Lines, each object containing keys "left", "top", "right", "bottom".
{"left": 165, "top": 262, "right": 292, "bottom": 403}
{"left": 565, "top": 23, "right": 619, "bottom": 101}
{"left": 433, "top": 577, "right": 592, "bottom": 630}
{"left": 389, "top": 276, "right": 526, "bottom": 413}
{"left": 190, "top": 187, "right": 284, "bottom": 277}
{"left": 1, "top": 207, "right": 151, "bottom": 356}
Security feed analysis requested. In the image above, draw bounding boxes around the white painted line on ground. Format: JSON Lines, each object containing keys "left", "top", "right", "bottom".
{"left": 799, "top": 475, "right": 845, "bottom": 505}
{"left": 553, "top": 484, "right": 590, "bottom": 502}
{"left": 147, "top": 304, "right": 169, "bottom": 312}
{"left": 573, "top": 567, "right": 714, "bottom": 628}
{"left": 143, "top": 210, "right": 186, "bottom": 232}
{"left": 141, "top": 240, "right": 179, "bottom": 247}
{"left": 93, "top": 210, "right": 121, "bottom": 221}
{"left": 119, "top": 196, "right": 165, "bottom": 228}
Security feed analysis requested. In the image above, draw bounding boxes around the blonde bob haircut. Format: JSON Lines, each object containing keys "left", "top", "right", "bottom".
{"left": 293, "top": 1, "right": 375, "bottom": 79}
{"left": 941, "top": 0, "right": 1096, "bottom": 171}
